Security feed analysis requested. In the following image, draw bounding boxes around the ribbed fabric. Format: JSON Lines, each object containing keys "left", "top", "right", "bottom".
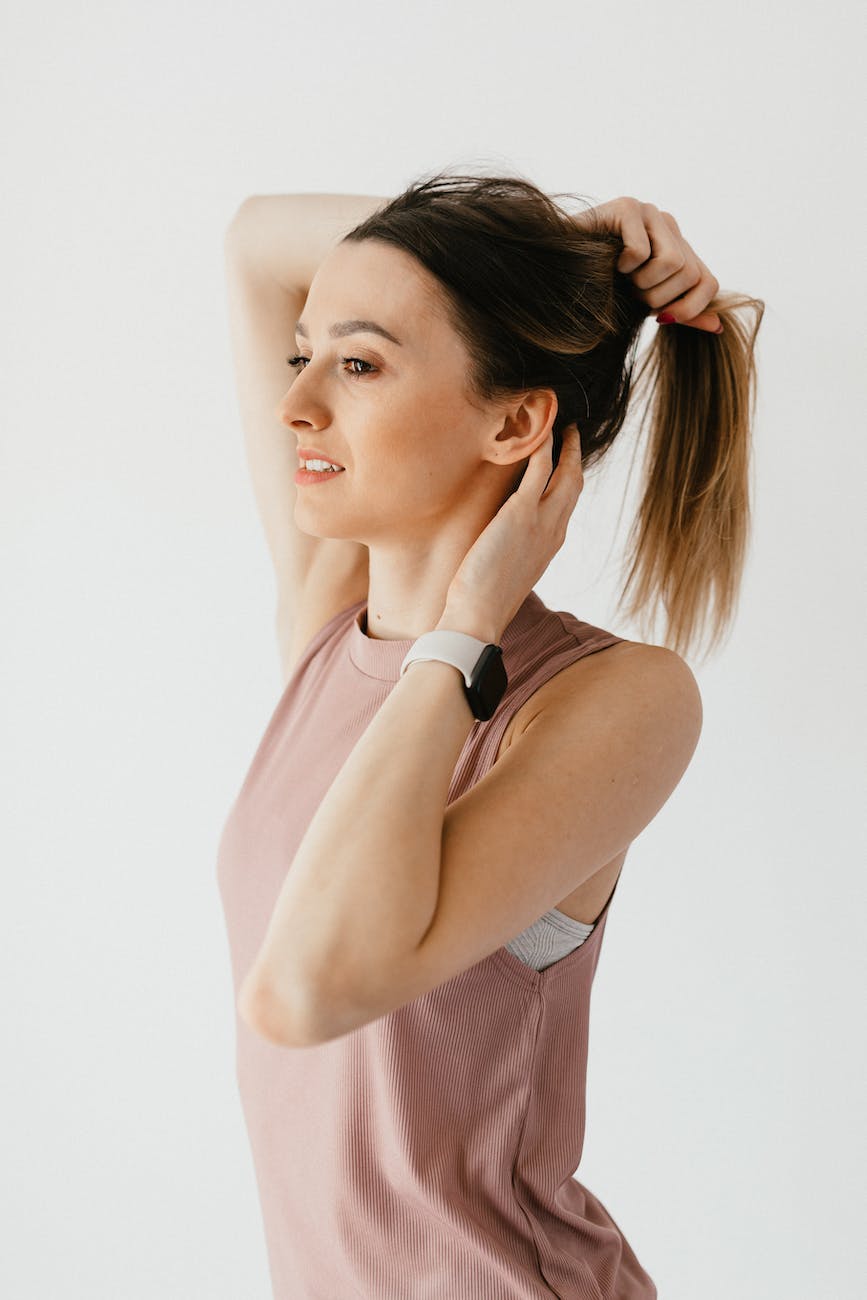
{"left": 216, "top": 589, "right": 657, "bottom": 1298}
{"left": 504, "top": 906, "right": 595, "bottom": 972}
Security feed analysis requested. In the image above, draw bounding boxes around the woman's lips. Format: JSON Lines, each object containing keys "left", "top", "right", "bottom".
{"left": 296, "top": 447, "right": 345, "bottom": 468}
{"left": 294, "top": 466, "right": 346, "bottom": 486}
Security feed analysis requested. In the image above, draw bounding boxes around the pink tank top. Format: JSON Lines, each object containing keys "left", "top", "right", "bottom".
{"left": 216, "top": 589, "right": 657, "bottom": 1298}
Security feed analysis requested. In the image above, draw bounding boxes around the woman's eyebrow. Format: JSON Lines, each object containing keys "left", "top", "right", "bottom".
{"left": 295, "top": 319, "right": 403, "bottom": 346}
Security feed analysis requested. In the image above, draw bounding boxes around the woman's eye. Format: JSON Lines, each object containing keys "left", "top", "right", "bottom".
{"left": 285, "top": 355, "right": 377, "bottom": 379}
{"left": 343, "top": 357, "right": 377, "bottom": 377}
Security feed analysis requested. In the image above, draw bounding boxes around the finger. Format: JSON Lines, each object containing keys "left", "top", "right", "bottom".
{"left": 641, "top": 254, "right": 703, "bottom": 310}
{"left": 518, "top": 429, "right": 563, "bottom": 501}
{"left": 655, "top": 255, "right": 722, "bottom": 331}
{"left": 659, "top": 209, "right": 683, "bottom": 237}
{"left": 658, "top": 306, "right": 723, "bottom": 333}
{"left": 541, "top": 425, "right": 584, "bottom": 504}
{"left": 627, "top": 204, "right": 689, "bottom": 292}
{"left": 518, "top": 430, "right": 557, "bottom": 497}
{"left": 608, "top": 198, "right": 653, "bottom": 274}
{"left": 560, "top": 424, "right": 584, "bottom": 481}
{"left": 679, "top": 311, "right": 724, "bottom": 334}
{"left": 542, "top": 432, "right": 584, "bottom": 534}
{"left": 557, "top": 422, "right": 583, "bottom": 468}
{"left": 574, "top": 197, "right": 652, "bottom": 275}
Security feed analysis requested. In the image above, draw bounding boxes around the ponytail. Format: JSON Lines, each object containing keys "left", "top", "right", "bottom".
{"left": 344, "top": 168, "right": 765, "bottom": 662}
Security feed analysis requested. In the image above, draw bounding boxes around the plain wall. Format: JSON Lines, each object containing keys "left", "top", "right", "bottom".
{"left": 2, "top": 1, "right": 864, "bottom": 1296}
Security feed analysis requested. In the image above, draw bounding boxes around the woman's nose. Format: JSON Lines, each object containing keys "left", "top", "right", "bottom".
{"left": 276, "top": 392, "right": 320, "bottom": 432}
{"left": 276, "top": 391, "right": 303, "bottom": 426}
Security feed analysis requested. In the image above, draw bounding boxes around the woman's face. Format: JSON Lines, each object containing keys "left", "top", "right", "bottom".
{"left": 277, "top": 237, "right": 528, "bottom": 547}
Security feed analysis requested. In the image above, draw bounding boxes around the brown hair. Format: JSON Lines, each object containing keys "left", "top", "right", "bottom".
{"left": 342, "top": 167, "right": 764, "bottom": 663}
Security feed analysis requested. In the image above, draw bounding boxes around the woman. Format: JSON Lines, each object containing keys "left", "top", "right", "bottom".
{"left": 217, "top": 172, "right": 763, "bottom": 1298}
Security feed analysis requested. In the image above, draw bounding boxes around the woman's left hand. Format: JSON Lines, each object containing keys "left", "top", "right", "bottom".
{"left": 437, "top": 425, "right": 584, "bottom": 645}
{"left": 575, "top": 196, "right": 723, "bottom": 334}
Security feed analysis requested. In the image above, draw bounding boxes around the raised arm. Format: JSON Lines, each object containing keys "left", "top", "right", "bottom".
{"left": 222, "top": 193, "right": 388, "bottom": 677}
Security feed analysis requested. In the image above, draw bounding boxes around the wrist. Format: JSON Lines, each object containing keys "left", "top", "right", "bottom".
{"left": 435, "top": 608, "right": 503, "bottom": 645}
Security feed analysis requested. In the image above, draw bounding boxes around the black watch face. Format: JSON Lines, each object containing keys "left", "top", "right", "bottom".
{"left": 470, "top": 645, "right": 508, "bottom": 721}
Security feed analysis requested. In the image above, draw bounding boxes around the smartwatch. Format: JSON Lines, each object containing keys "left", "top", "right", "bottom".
{"left": 399, "top": 630, "right": 508, "bottom": 721}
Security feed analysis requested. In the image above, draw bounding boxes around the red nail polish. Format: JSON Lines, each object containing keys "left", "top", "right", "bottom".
{"left": 714, "top": 323, "right": 725, "bottom": 334}
{"left": 656, "top": 312, "right": 677, "bottom": 325}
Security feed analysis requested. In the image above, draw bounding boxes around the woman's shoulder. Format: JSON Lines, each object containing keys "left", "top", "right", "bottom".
{"left": 508, "top": 636, "right": 695, "bottom": 752}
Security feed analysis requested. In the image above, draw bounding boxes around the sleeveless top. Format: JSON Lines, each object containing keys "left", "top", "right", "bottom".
{"left": 215, "top": 589, "right": 658, "bottom": 1298}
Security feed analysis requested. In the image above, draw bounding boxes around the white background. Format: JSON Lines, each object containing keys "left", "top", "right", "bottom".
{"left": 2, "top": 1, "right": 865, "bottom": 1297}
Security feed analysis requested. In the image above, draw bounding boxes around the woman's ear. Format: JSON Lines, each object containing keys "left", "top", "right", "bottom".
{"left": 492, "top": 388, "right": 559, "bottom": 466}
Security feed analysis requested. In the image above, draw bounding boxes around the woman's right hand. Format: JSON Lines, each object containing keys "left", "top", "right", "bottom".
{"left": 574, "top": 196, "right": 723, "bottom": 334}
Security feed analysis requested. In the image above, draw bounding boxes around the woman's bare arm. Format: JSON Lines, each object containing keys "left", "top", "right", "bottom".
{"left": 222, "top": 193, "right": 388, "bottom": 658}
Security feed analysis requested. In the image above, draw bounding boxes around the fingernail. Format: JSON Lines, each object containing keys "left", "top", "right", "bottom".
{"left": 656, "top": 312, "right": 677, "bottom": 325}
{"left": 714, "top": 323, "right": 725, "bottom": 334}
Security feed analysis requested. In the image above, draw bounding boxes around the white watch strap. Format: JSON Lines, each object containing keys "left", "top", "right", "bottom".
{"left": 399, "top": 630, "right": 489, "bottom": 689}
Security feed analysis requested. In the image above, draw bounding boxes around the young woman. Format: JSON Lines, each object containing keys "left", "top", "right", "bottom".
{"left": 216, "top": 172, "right": 764, "bottom": 1298}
